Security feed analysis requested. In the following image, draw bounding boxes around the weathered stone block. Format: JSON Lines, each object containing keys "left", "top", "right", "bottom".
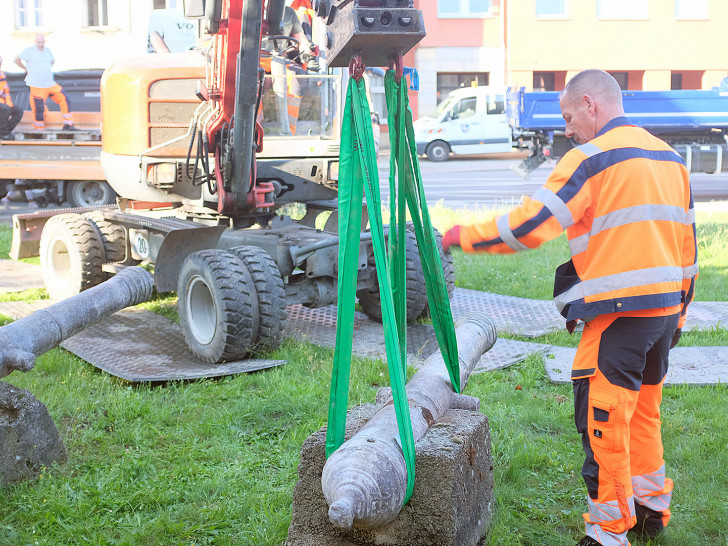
{"left": 0, "top": 381, "right": 67, "bottom": 487}
{"left": 286, "top": 404, "right": 494, "bottom": 546}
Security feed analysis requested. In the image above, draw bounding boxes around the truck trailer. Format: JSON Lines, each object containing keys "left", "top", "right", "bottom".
{"left": 508, "top": 87, "right": 728, "bottom": 177}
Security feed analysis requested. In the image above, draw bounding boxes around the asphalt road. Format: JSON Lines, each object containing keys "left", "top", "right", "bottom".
{"left": 1, "top": 153, "right": 726, "bottom": 225}
{"left": 378, "top": 152, "right": 728, "bottom": 209}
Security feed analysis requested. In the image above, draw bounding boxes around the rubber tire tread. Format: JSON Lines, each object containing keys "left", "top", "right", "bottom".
{"left": 177, "top": 249, "right": 255, "bottom": 364}
{"left": 83, "top": 210, "right": 129, "bottom": 264}
{"left": 40, "top": 213, "right": 106, "bottom": 300}
{"left": 419, "top": 228, "right": 456, "bottom": 319}
{"left": 229, "top": 245, "right": 287, "bottom": 352}
{"left": 357, "top": 227, "right": 428, "bottom": 323}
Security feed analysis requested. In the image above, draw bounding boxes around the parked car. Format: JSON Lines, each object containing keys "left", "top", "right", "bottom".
{"left": 414, "top": 86, "right": 513, "bottom": 161}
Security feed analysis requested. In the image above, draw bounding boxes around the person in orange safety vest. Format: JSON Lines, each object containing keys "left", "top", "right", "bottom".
{"left": 14, "top": 34, "right": 75, "bottom": 131}
{"left": 442, "top": 70, "right": 698, "bottom": 546}
{"left": 0, "top": 56, "right": 23, "bottom": 138}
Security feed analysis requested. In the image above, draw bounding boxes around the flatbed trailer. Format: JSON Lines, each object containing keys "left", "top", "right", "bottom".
{"left": 0, "top": 111, "right": 116, "bottom": 207}
{"left": 507, "top": 87, "right": 728, "bottom": 176}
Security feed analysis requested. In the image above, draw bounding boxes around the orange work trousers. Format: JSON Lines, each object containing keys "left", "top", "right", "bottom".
{"left": 30, "top": 83, "right": 73, "bottom": 129}
{"left": 572, "top": 311, "right": 679, "bottom": 545}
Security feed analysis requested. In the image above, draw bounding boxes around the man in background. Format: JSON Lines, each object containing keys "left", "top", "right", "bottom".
{"left": 14, "top": 34, "right": 75, "bottom": 131}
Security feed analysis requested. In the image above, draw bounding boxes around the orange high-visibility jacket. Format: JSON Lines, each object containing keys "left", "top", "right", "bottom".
{"left": 0, "top": 72, "right": 14, "bottom": 107}
{"left": 460, "top": 117, "right": 698, "bottom": 326}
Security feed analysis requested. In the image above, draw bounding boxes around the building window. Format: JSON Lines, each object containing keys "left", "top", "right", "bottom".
{"left": 436, "top": 72, "right": 489, "bottom": 103}
{"left": 671, "top": 70, "right": 704, "bottom": 90}
{"left": 609, "top": 72, "right": 629, "bottom": 89}
{"left": 536, "top": 0, "right": 568, "bottom": 19}
{"left": 438, "top": 0, "right": 493, "bottom": 19}
{"left": 597, "top": 0, "right": 648, "bottom": 20}
{"left": 533, "top": 72, "right": 555, "bottom": 91}
{"left": 15, "top": 0, "right": 43, "bottom": 29}
{"left": 84, "top": 0, "right": 108, "bottom": 27}
{"left": 675, "top": 0, "right": 709, "bottom": 20}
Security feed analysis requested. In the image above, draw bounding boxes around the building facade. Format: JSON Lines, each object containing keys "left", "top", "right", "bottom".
{"left": 409, "top": 0, "right": 728, "bottom": 119}
{"left": 0, "top": 0, "right": 185, "bottom": 73}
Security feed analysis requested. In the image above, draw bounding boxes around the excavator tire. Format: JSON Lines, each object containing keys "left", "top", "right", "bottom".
{"left": 418, "top": 228, "right": 456, "bottom": 319}
{"left": 228, "top": 245, "right": 287, "bottom": 352}
{"left": 83, "top": 211, "right": 136, "bottom": 268}
{"left": 177, "top": 249, "right": 255, "bottom": 364}
{"left": 40, "top": 213, "right": 106, "bottom": 300}
{"left": 357, "top": 226, "right": 428, "bottom": 323}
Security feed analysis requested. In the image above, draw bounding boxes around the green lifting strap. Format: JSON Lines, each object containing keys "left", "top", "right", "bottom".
{"left": 325, "top": 71, "right": 461, "bottom": 506}
{"left": 325, "top": 76, "right": 417, "bottom": 503}
{"left": 385, "top": 70, "right": 461, "bottom": 393}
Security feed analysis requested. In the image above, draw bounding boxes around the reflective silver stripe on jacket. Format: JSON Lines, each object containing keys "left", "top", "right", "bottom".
{"left": 568, "top": 205, "right": 696, "bottom": 258}
{"left": 497, "top": 214, "right": 530, "bottom": 251}
{"left": 632, "top": 464, "right": 673, "bottom": 513}
{"left": 533, "top": 187, "right": 574, "bottom": 229}
{"left": 577, "top": 142, "right": 603, "bottom": 158}
{"left": 554, "top": 266, "right": 684, "bottom": 312}
{"left": 683, "top": 263, "right": 699, "bottom": 278}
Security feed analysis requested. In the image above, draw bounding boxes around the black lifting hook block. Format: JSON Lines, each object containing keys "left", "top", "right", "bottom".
{"left": 320, "top": 0, "right": 426, "bottom": 68}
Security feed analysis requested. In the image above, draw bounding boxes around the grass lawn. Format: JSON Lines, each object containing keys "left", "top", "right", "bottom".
{"left": 0, "top": 207, "right": 726, "bottom": 545}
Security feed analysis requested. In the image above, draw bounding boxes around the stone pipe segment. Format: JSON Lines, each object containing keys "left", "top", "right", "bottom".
{"left": 0, "top": 266, "right": 154, "bottom": 379}
{"left": 321, "top": 312, "right": 497, "bottom": 530}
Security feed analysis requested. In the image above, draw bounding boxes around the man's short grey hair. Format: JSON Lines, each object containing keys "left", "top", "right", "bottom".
{"left": 559, "top": 69, "right": 623, "bottom": 105}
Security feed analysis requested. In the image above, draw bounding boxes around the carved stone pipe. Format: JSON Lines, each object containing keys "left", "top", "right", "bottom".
{"left": 321, "top": 312, "right": 498, "bottom": 530}
{"left": 0, "top": 267, "right": 154, "bottom": 379}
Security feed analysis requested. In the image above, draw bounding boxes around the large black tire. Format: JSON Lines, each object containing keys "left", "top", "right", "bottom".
{"left": 419, "top": 228, "right": 456, "bottom": 319}
{"left": 357, "top": 227, "right": 428, "bottom": 323}
{"left": 66, "top": 180, "right": 117, "bottom": 207}
{"left": 177, "top": 249, "right": 256, "bottom": 363}
{"left": 83, "top": 211, "right": 129, "bottom": 264}
{"left": 426, "top": 140, "right": 450, "bottom": 162}
{"left": 40, "top": 213, "right": 106, "bottom": 300}
{"left": 228, "top": 245, "right": 287, "bottom": 352}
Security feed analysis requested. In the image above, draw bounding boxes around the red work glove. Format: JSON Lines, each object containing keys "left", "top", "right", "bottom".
{"left": 441, "top": 225, "right": 462, "bottom": 253}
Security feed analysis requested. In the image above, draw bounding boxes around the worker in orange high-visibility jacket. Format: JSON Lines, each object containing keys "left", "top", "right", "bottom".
{"left": 442, "top": 70, "right": 698, "bottom": 546}
{"left": 0, "top": 55, "right": 23, "bottom": 138}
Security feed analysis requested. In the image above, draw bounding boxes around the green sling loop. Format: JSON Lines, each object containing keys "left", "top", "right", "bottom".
{"left": 326, "top": 72, "right": 460, "bottom": 505}
{"left": 326, "top": 76, "right": 417, "bottom": 502}
{"left": 384, "top": 70, "right": 460, "bottom": 394}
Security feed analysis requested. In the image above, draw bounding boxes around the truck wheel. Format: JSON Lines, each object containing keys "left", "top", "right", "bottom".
{"left": 229, "top": 245, "right": 287, "bottom": 352}
{"left": 177, "top": 249, "right": 256, "bottom": 364}
{"left": 357, "top": 227, "right": 428, "bottom": 323}
{"left": 426, "top": 141, "right": 450, "bottom": 162}
{"left": 83, "top": 211, "right": 131, "bottom": 264}
{"left": 418, "top": 228, "right": 456, "bottom": 319}
{"left": 40, "top": 213, "right": 106, "bottom": 300}
{"left": 66, "top": 180, "right": 117, "bottom": 207}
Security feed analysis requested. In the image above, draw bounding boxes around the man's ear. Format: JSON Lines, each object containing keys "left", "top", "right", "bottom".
{"left": 583, "top": 94, "right": 597, "bottom": 115}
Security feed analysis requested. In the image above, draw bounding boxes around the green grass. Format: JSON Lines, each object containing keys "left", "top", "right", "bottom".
{"left": 0, "top": 207, "right": 727, "bottom": 545}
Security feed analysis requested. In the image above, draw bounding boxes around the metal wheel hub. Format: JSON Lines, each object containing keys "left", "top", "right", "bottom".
{"left": 186, "top": 275, "right": 217, "bottom": 345}
{"left": 49, "top": 237, "right": 71, "bottom": 283}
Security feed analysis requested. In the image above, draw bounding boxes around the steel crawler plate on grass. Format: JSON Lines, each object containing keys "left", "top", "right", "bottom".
{"left": 0, "top": 302, "right": 285, "bottom": 382}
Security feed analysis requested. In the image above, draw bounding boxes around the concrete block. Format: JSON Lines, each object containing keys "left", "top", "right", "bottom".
{"left": 287, "top": 404, "right": 494, "bottom": 546}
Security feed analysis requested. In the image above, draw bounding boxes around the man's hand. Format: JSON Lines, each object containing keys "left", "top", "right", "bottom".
{"left": 670, "top": 328, "right": 682, "bottom": 349}
{"left": 441, "top": 225, "right": 462, "bottom": 253}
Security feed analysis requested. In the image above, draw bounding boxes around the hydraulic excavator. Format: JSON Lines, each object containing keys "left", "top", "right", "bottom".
{"left": 10, "top": 0, "right": 445, "bottom": 364}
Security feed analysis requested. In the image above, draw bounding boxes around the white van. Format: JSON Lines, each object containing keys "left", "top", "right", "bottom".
{"left": 414, "top": 87, "right": 513, "bottom": 161}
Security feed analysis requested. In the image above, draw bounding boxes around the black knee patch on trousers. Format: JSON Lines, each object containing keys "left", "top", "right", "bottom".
{"left": 33, "top": 97, "right": 45, "bottom": 121}
{"left": 574, "top": 378, "right": 600, "bottom": 499}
